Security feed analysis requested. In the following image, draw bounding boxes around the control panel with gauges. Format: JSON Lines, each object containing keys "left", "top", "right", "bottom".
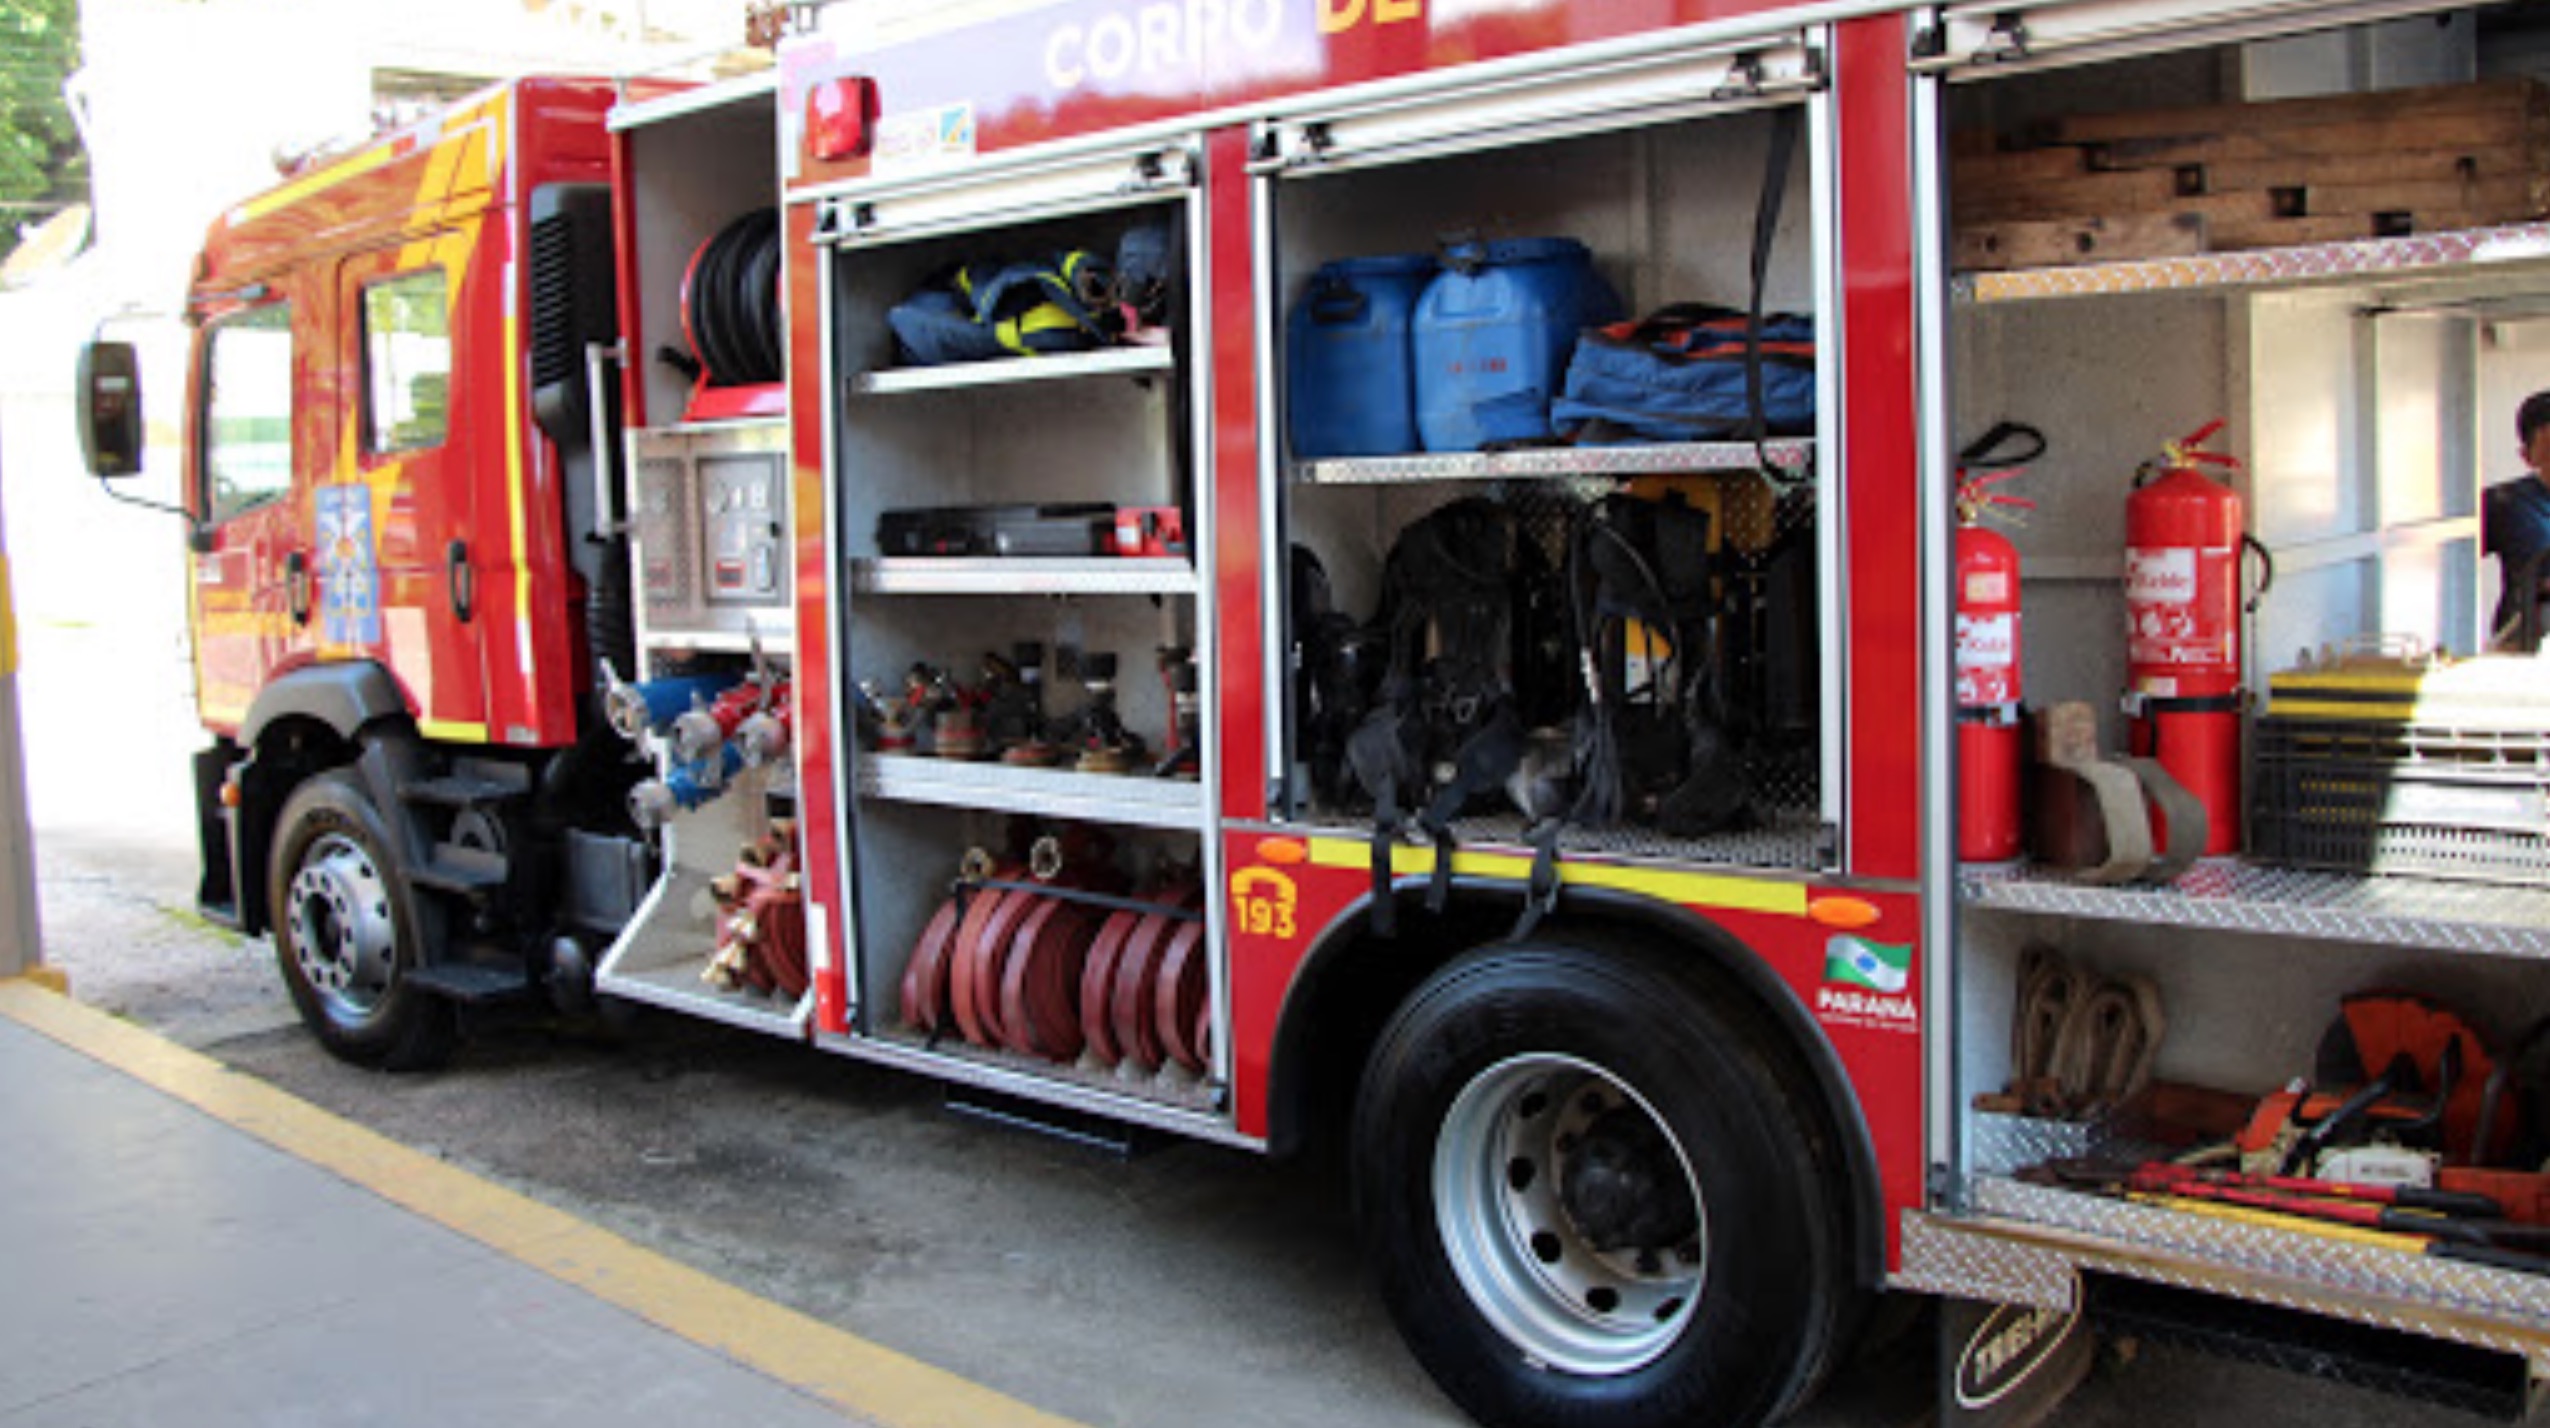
{"left": 629, "top": 422, "right": 793, "bottom": 648}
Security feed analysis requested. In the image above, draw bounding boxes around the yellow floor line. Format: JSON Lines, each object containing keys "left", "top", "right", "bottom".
{"left": 0, "top": 977, "right": 1087, "bottom": 1428}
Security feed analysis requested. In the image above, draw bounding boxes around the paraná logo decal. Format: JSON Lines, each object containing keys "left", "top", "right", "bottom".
{"left": 1815, "top": 935, "right": 1916, "bottom": 1033}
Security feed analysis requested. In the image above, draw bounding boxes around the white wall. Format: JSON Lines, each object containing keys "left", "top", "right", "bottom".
{"left": 1, "top": 0, "right": 735, "bottom": 626}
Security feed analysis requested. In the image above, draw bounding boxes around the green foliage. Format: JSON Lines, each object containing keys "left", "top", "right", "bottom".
{"left": 0, "top": 0, "right": 87, "bottom": 244}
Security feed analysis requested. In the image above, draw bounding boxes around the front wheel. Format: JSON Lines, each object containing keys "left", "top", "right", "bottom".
{"left": 270, "top": 770, "right": 457, "bottom": 1071}
{"left": 1354, "top": 941, "right": 1831, "bottom": 1428}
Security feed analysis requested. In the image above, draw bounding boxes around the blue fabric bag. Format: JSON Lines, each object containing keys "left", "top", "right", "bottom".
{"left": 1552, "top": 304, "right": 1816, "bottom": 443}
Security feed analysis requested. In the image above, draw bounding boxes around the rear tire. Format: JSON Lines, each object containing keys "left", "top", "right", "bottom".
{"left": 270, "top": 770, "right": 457, "bottom": 1071}
{"left": 1353, "top": 940, "right": 1829, "bottom": 1428}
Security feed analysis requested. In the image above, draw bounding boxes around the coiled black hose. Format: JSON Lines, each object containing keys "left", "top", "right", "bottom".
{"left": 681, "top": 209, "right": 783, "bottom": 386}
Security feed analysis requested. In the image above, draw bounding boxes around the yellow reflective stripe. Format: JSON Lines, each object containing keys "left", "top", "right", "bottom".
{"left": 1302, "top": 837, "right": 1808, "bottom": 917}
{"left": 996, "top": 302, "right": 1084, "bottom": 354}
{"left": 418, "top": 718, "right": 490, "bottom": 742}
{"left": 194, "top": 610, "right": 297, "bottom": 638}
{"left": 2264, "top": 699, "right": 2411, "bottom": 721}
{"left": 233, "top": 143, "right": 401, "bottom": 225}
{"left": 0, "top": 555, "right": 15, "bottom": 679}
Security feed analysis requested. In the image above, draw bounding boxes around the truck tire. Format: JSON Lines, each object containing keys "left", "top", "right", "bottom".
{"left": 1353, "top": 941, "right": 1827, "bottom": 1428}
{"left": 270, "top": 771, "right": 457, "bottom": 1071}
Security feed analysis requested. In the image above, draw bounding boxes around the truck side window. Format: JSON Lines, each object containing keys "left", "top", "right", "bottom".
{"left": 361, "top": 269, "right": 450, "bottom": 454}
{"left": 202, "top": 303, "right": 294, "bottom": 525}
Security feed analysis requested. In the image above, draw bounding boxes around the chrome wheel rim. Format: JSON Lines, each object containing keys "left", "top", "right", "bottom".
{"left": 1432, "top": 1053, "right": 1706, "bottom": 1375}
{"left": 287, "top": 832, "right": 398, "bottom": 1021}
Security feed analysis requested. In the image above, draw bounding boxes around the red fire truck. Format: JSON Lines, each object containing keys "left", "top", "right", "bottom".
{"left": 74, "top": 0, "right": 2550, "bottom": 1422}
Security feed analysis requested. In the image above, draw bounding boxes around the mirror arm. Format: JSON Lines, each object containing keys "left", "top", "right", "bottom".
{"left": 93, "top": 477, "right": 211, "bottom": 550}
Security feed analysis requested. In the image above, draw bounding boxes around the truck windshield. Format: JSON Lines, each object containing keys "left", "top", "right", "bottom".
{"left": 202, "top": 302, "right": 294, "bottom": 524}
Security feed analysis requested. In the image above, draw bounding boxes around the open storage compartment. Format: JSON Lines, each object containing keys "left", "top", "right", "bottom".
{"left": 593, "top": 71, "right": 806, "bottom": 1035}
{"left": 1917, "top": 3, "right": 2550, "bottom": 1382}
{"left": 1264, "top": 86, "right": 1836, "bottom": 876}
{"left": 614, "top": 71, "right": 786, "bottom": 429}
{"left": 819, "top": 147, "right": 1226, "bottom": 1122}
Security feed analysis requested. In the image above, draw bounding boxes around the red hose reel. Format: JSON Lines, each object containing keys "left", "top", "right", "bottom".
{"left": 900, "top": 839, "right": 1210, "bottom": 1075}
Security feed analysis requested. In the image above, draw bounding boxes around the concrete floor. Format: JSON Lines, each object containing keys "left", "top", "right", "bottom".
{"left": 0, "top": 984, "right": 927, "bottom": 1428}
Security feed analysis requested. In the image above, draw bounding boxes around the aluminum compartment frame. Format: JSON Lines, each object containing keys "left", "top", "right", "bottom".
{"left": 812, "top": 136, "right": 1235, "bottom": 1114}
{"left": 1294, "top": 440, "right": 1816, "bottom": 486}
{"left": 1902, "top": 1181, "right": 2550, "bottom": 1370}
{"left": 1910, "top": 7, "right": 2550, "bottom": 1389}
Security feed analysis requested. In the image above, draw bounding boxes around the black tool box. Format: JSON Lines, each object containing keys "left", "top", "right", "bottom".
{"left": 877, "top": 504, "right": 1121, "bottom": 558}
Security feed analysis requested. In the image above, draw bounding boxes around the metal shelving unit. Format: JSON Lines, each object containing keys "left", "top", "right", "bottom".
{"left": 857, "top": 753, "right": 1209, "bottom": 831}
{"left": 850, "top": 556, "right": 1197, "bottom": 596}
{"left": 1959, "top": 860, "right": 2550, "bottom": 959}
{"left": 1901, "top": 1176, "right": 2550, "bottom": 1363}
{"left": 1956, "top": 221, "right": 2550, "bottom": 306}
{"left": 1930, "top": 171, "right": 2550, "bottom": 1388}
{"left": 850, "top": 345, "right": 1175, "bottom": 396}
{"left": 1295, "top": 438, "right": 1814, "bottom": 486}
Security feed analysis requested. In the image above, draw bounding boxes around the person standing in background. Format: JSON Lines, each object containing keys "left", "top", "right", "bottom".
{"left": 2485, "top": 390, "right": 2550, "bottom": 650}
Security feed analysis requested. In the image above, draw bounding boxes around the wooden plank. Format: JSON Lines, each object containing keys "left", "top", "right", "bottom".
{"left": 2032, "top": 76, "right": 2542, "bottom": 148}
{"left": 2291, "top": 175, "right": 2544, "bottom": 223}
{"left": 2191, "top": 147, "right": 2543, "bottom": 195}
{"left": 1954, "top": 212, "right": 2207, "bottom": 271}
{"left": 1958, "top": 184, "right": 2274, "bottom": 228}
{"left": 1949, "top": 127, "right": 1999, "bottom": 162}
{"left": 1953, "top": 166, "right": 2182, "bottom": 222}
{"left": 1950, "top": 145, "right": 2097, "bottom": 194}
{"left": 2086, "top": 109, "right": 2547, "bottom": 169}
{"left": 2207, "top": 206, "right": 2535, "bottom": 251}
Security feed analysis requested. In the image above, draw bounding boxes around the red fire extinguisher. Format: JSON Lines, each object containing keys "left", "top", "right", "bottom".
{"left": 2123, "top": 420, "right": 2271, "bottom": 857}
{"left": 1954, "top": 423, "right": 2040, "bottom": 863}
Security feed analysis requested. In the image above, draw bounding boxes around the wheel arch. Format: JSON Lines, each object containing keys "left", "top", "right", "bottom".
{"left": 1264, "top": 878, "right": 1886, "bottom": 1289}
{"left": 231, "top": 662, "right": 423, "bottom": 935}
{"left": 239, "top": 660, "right": 413, "bottom": 747}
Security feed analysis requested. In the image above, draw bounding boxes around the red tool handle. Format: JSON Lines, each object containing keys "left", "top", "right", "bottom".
{"left": 2133, "top": 1162, "right": 2503, "bottom": 1218}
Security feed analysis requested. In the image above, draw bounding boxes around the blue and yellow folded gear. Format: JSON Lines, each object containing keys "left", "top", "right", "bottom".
{"left": 888, "top": 250, "right": 1117, "bottom": 365}
{"left": 1553, "top": 304, "right": 1816, "bottom": 444}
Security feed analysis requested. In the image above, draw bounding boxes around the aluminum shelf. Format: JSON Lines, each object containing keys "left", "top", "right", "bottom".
{"left": 850, "top": 556, "right": 1196, "bottom": 596}
{"left": 1957, "top": 221, "right": 2550, "bottom": 305}
{"left": 603, "top": 958, "right": 813, "bottom": 1038}
{"left": 850, "top": 345, "right": 1174, "bottom": 395}
{"left": 1295, "top": 438, "right": 1815, "bottom": 486}
{"left": 857, "top": 752, "right": 1209, "bottom": 831}
{"left": 830, "top": 1026, "right": 1235, "bottom": 1134}
{"left": 594, "top": 864, "right": 813, "bottom": 1039}
{"left": 1959, "top": 859, "right": 2550, "bottom": 958}
{"left": 1900, "top": 1180, "right": 2550, "bottom": 1367}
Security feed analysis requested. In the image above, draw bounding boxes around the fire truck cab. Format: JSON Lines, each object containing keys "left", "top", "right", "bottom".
{"left": 85, "top": 78, "right": 643, "bottom": 1068}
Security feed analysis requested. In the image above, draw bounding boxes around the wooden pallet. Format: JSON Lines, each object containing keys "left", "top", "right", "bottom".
{"left": 1953, "top": 78, "right": 2550, "bottom": 270}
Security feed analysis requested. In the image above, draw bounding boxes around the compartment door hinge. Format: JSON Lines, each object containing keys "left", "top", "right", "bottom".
{"left": 1914, "top": 0, "right": 2469, "bottom": 74}
{"left": 1253, "top": 33, "right": 1819, "bottom": 174}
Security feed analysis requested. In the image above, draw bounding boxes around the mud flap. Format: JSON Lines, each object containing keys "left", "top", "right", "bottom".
{"left": 1939, "top": 1290, "right": 2093, "bottom": 1428}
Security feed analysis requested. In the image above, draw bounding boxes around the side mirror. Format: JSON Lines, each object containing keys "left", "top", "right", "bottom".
{"left": 76, "top": 339, "right": 144, "bottom": 478}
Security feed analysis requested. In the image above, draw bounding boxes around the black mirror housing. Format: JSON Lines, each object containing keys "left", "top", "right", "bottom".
{"left": 76, "top": 340, "right": 144, "bottom": 478}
